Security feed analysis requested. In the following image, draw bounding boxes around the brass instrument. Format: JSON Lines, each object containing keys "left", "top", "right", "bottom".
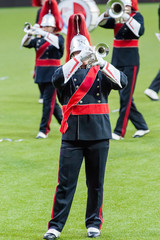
{"left": 88, "top": 43, "right": 109, "bottom": 65}
{"left": 95, "top": 43, "right": 109, "bottom": 58}
{"left": 23, "top": 22, "right": 32, "bottom": 33}
{"left": 106, "top": 0, "right": 125, "bottom": 19}
{"left": 23, "top": 22, "right": 40, "bottom": 34}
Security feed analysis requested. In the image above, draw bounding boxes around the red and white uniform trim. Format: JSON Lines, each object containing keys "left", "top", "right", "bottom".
{"left": 63, "top": 56, "right": 82, "bottom": 83}
{"left": 45, "top": 33, "right": 59, "bottom": 49}
{"left": 102, "top": 62, "right": 122, "bottom": 88}
{"left": 126, "top": 17, "right": 141, "bottom": 37}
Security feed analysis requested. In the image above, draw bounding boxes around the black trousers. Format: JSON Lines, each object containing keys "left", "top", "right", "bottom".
{"left": 38, "top": 83, "right": 44, "bottom": 99}
{"left": 48, "top": 139, "right": 109, "bottom": 232}
{"left": 149, "top": 70, "right": 160, "bottom": 93}
{"left": 39, "top": 82, "right": 56, "bottom": 134}
{"left": 38, "top": 83, "right": 62, "bottom": 125}
{"left": 114, "top": 65, "right": 148, "bottom": 137}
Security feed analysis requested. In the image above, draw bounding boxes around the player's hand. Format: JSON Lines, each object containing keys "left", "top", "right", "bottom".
{"left": 91, "top": 55, "right": 106, "bottom": 68}
{"left": 78, "top": 48, "right": 94, "bottom": 62}
{"left": 121, "top": 12, "right": 130, "bottom": 22}
{"left": 121, "top": 6, "right": 131, "bottom": 22}
{"left": 31, "top": 27, "right": 47, "bottom": 37}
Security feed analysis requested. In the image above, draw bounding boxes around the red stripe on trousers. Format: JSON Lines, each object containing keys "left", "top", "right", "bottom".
{"left": 51, "top": 186, "right": 58, "bottom": 220}
{"left": 121, "top": 66, "right": 137, "bottom": 137}
{"left": 45, "top": 91, "right": 56, "bottom": 134}
{"left": 99, "top": 204, "right": 103, "bottom": 229}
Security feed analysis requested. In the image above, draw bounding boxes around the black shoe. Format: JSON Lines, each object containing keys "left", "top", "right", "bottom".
{"left": 43, "top": 233, "right": 57, "bottom": 240}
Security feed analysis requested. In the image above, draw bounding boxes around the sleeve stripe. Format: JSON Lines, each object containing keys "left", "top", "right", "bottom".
{"left": 66, "top": 57, "right": 80, "bottom": 80}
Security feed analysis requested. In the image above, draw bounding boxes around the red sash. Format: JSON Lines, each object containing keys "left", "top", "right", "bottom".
{"left": 60, "top": 66, "right": 100, "bottom": 134}
{"left": 62, "top": 104, "right": 109, "bottom": 115}
{"left": 113, "top": 39, "right": 138, "bottom": 48}
{"left": 35, "top": 41, "right": 61, "bottom": 66}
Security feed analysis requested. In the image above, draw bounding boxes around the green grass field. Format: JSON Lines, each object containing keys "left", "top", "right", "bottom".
{"left": 0, "top": 4, "right": 160, "bottom": 240}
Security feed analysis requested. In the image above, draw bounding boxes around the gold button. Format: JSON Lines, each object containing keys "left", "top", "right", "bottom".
{"left": 97, "top": 93, "right": 100, "bottom": 96}
{"left": 98, "top": 100, "right": 101, "bottom": 103}
{"left": 97, "top": 78, "right": 99, "bottom": 81}
{"left": 80, "top": 100, "right": 83, "bottom": 103}
{"left": 97, "top": 85, "right": 99, "bottom": 88}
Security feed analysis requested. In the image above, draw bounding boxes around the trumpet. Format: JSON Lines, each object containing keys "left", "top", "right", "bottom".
{"left": 88, "top": 43, "right": 109, "bottom": 65}
{"left": 23, "top": 22, "right": 40, "bottom": 34}
{"left": 23, "top": 22, "right": 32, "bottom": 33}
{"left": 106, "top": 0, "right": 125, "bottom": 19}
{"left": 95, "top": 43, "right": 109, "bottom": 58}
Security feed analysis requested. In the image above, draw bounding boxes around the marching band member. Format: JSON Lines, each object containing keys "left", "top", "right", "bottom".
{"left": 144, "top": 6, "right": 160, "bottom": 101}
{"left": 43, "top": 13, "right": 127, "bottom": 240}
{"left": 32, "top": 0, "right": 46, "bottom": 103}
{"left": 32, "top": 0, "right": 63, "bottom": 124}
{"left": 22, "top": 0, "right": 64, "bottom": 138}
{"left": 144, "top": 71, "right": 160, "bottom": 101}
{"left": 96, "top": 0, "right": 150, "bottom": 139}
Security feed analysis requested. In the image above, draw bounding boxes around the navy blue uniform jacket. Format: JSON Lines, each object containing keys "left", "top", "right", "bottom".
{"left": 100, "top": 12, "right": 144, "bottom": 67}
{"left": 52, "top": 66, "right": 127, "bottom": 141}
{"left": 24, "top": 35, "right": 64, "bottom": 83}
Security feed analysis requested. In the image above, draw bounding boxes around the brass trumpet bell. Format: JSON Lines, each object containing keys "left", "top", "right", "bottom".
{"left": 88, "top": 43, "right": 109, "bottom": 65}
{"left": 106, "top": 0, "right": 125, "bottom": 19}
{"left": 23, "top": 22, "right": 32, "bottom": 33}
{"left": 95, "top": 43, "right": 109, "bottom": 58}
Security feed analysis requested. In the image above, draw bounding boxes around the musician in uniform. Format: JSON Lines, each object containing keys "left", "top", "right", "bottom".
{"left": 43, "top": 14, "right": 127, "bottom": 240}
{"left": 32, "top": 0, "right": 46, "bottom": 103}
{"left": 96, "top": 0, "right": 150, "bottom": 139}
{"left": 144, "top": 71, "right": 160, "bottom": 101}
{"left": 22, "top": 0, "right": 64, "bottom": 138}
{"left": 32, "top": 0, "right": 63, "bottom": 125}
{"left": 144, "top": 6, "right": 160, "bottom": 101}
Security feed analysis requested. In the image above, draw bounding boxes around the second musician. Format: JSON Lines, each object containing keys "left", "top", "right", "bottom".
{"left": 96, "top": 0, "right": 150, "bottom": 139}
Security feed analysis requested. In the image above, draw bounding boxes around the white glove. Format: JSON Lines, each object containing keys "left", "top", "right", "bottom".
{"left": 121, "top": 12, "right": 130, "bottom": 22}
{"left": 91, "top": 55, "right": 106, "bottom": 69}
{"left": 78, "top": 48, "right": 94, "bottom": 62}
{"left": 30, "top": 27, "right": 47, "bottom": 37}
